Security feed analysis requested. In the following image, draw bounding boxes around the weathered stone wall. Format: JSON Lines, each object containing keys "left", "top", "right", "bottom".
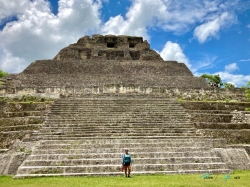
{"left": 181, "top": 101, "right": 250, "bottom": 144}
{"left": 181, "top": 101, "right": 250, "bottom": 111}
{"left": 22, "top": 60, "right": 190, "bottom": 75}
{"left": 0, "top": 97, "right": 53, "bottom": 175}
{"left": 54, "top": 35, "right": 159, "bottom": 61}
{"left": 212, "top": 148, "right": 250, "bottom": 170}
{"left": 0, "top": 85, "right": 247, "bottom": 102}
{"left": 0, "top": 101, "right": 53, "bottom": 149}
{"left": 0, "top": 140, "right": 36, "bottom": 175}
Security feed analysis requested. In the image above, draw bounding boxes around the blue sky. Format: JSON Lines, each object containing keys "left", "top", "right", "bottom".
{"left": 0, "top": 0, "right": 250, "bottom": 87}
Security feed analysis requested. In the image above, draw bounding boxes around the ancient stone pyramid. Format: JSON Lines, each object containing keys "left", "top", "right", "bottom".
{"left": 1, "top": 35, "right": 249, "bottom": 178}
{"left": 6, "top": 34, "right": 209, "bottom": 89}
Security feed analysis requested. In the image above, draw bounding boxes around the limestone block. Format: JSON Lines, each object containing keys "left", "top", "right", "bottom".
{"left": 213, "top": 148, "right": 250, "bottom": 170}
{"left": 0, "top": 153, "right": 29, "bottom": 175}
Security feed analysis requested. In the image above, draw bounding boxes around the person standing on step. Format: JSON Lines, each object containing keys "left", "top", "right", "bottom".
{"left": 122, "top": 149, "right": 132, "bottom": 177}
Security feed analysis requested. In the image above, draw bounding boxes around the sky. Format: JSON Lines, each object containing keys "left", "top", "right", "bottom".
{"left": 0, "top": 0, "right": 250, "bottom": 87}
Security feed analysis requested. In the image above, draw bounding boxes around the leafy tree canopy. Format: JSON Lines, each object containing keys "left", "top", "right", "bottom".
{"left": 0, "top": 70, "right": 8, "bottom": 78}
{"left": 243, "top": 81, "right": 250, "bottom": 101}
{"left": 200, "top": 74, "right": 223, "bottom": 87}
{"left": 241, "top": 81, "right": 250, "bottom": 89}
{"left": 224, "top": 82, "right": 235, "bottom": 88}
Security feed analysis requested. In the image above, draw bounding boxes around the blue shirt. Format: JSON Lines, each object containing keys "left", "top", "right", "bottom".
{"left": 122, "top": 153, "right": 132, "bottom": 164}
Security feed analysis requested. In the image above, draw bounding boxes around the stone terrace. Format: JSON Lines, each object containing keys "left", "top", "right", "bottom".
{"left": 2, "top": 34, "right": 210, "bottom": 90}
{"left": 181, "top": 102, "right": 250, "bottom": 145}
{"left": 15, "top": 97, "right": 230, "bottom": 177}
{"left": 0, "top": 102, "right": 52, "bottom": 149}
{"left": 5, "top": 60, "right": 209, "bottom": 88}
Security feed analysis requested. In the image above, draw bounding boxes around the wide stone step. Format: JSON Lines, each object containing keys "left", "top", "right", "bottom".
{"left": 52, "top": 108, "right": 185, "bottom": 111}
{"left": 37, "top": 138, "right": 225, "bottom": 145}
{"left": 47, "top": 116, "right": 190, "bottom": 121}
{"left": 33, "top": 132, "right": 202, "bottom": 138}
{"left": 45, "top": 118, "right": 190, "bottom": 122}
{"left": 51, "top": 108, "right": 186, "bottom": 111}
{"left": 53, "top": 104, "right": 183, "bottom": 107}
{"left": 33, "top": 135, "right": 213, "bottom": 140}
{"left": 190, "top": 114, "right": 232, "bottom": 123}
{"left": 37, "top": 132, "right": 200, "bottom": 137}
{"left": 53, "top": 100, "right": 183, "bottom": 103}
{"left": 0, "top": 124, "right": 42, "bottom": 131}
{"left": 47, "top": 114, "right": 190, "bottom": 117}
{"left": 51, "top": 107, "right": 185, "bottom": 110}
{"left": 51, "top": 105, "right": 185, "bottom": 109}
{"left": 51, "top": 103, "right": 184, "bottom": 106}
{"left": 47, "top": 120, "right": 191, "bottom": 124}
{"left": 41, "top": 124, "right": 194, "bottom": 129}
{"left": 49, "top": 109, "right": 187, "bottom": 114}
{"left": 32, "top": 137, "right": 226, "bottom": 148}
{"left": 16, "top": 163, "right": 228, "bottom": 175}
{"left": 189, "top": 110, "right": 232, "bottom": 114}
{"left": 48, "top": 112, "right": 190, "bottom": 116}
{"left": 32, "top": 147, "right": 212, "bottom": 154}
{"left": 37, "top": 141, "right": 212, "bottom": 149}
{"left": 51, "top": 107, "right": 186, "bottom": 111}
{"left": 14, "top": 168, "right": 232, "bottom": 178}
{"left": 195, "top": 122, "right": 250, "bottom": 129}
{"left": 42, "top": 124, "right": 194, "bottom": 129}
{"left": 40, "top": 125, "right": 197, "bottom": 133}
{"left": 41, "top": 125, "right": 195, "bottom": 129}
{"left": 44, "top": 122, "right": 191, "bottom": 126}
{"left": 22, "top": 157, "right": 223, "bottom": 166}
{"left": 2, "top": 111, "right": 44, "bottom": 118}
{"left": 26, "top": 151, "right": 219, "bottom": 160}
{"left": 0, "top": 117, "right": 44, "bottom": 125}
{"left": 44, "top": 120, "right": 191, "bottom": 124}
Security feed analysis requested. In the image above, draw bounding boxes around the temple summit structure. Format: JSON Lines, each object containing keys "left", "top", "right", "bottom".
{"left": 3, "top": 34, "right": 209, "bottom": 91}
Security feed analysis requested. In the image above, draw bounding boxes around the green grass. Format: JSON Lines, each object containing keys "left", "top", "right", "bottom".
{"left": 0, "top": 171, "right": 250, "bottom": 187}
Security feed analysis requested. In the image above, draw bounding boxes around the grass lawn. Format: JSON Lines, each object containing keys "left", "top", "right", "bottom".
{"left": 0, "top": 171, "right": 249, "bottom": 187}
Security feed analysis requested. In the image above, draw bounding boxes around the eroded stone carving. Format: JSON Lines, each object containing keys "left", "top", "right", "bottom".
{"left": 54, "top": 35, "right": 161, "bottom": 61}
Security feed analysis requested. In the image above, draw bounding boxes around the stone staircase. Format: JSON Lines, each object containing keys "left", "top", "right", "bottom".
{"left": 181, "top": 102, "right": 250, "bottom": 144}
{"left": 15, "top": 97, "right": 230, "bottom": 177}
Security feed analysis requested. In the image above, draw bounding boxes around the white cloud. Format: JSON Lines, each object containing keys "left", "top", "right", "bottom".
{"left": 193, "top": 12, "right": 235, "bottom": 43}
{"left": 225, "top": 63, "right": 239, "bottom": 73}
{"left": 216, "top": 71, "right": 250, "bottom": 87}
{"left": 0, "top": 49, "right": 26, "bottom": 73}
{"left": 102, "top": 0, "right": 240, "bottom": 38}
{"left": 0, "top": 0, "right": 246, "bottom": 75}
{"left": 247, "top": 24, "right": 250, "bottom": 28}
{"left": 159, "top": 41, "right": 191, "bottom": 69}
{"left": 239, "top": 59, "right": 250, "bottom": 62}
{"left": 102, "top": 0, "right": 166, "bottom": 39}
{"left": 0, "top": 0, "right": 102, "bottom": 73}
{"left": 192, "top": 55, "right": 217, "bottom": 74}
{"left": 0, "top": 0, "right": 35, "bottom": 24}
{"left": 156, "top": 0, "right": 220, "bottom": 33}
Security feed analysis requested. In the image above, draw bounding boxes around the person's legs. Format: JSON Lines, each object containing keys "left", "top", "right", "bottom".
{"left": 124, "top": 166, "right": 128, "bottom": 177}
{"left": 128, "top": 166, "right": 131, "bottom": 177}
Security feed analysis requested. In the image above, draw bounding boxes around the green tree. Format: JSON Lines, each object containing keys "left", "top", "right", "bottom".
{"left": 243, "top": 81, "right": 250, "bottom": 101}
{"left": 200, "top": 74, "right": 223, "bottom": 87}
{"left": 224, "top": 82, "right": 235, "bottom": 88}
{"left": 0, "top": 70, "right": 8, "bottom": 78}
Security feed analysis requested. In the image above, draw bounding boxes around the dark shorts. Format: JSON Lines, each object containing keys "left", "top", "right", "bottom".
{"left": 124, "top": 163, "right": 131, "bottom": 166}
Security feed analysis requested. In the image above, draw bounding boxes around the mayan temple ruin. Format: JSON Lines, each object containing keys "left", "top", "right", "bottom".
{"left": 0, "top": 34, "right": 250, "bottom": 177}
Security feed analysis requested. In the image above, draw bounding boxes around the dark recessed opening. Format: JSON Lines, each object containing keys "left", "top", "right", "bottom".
{"left": 107, "top": 43, "right": 115, "bottom": 48}
{"left": 129, "top": 43, "right": 135, "bottom": 48}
